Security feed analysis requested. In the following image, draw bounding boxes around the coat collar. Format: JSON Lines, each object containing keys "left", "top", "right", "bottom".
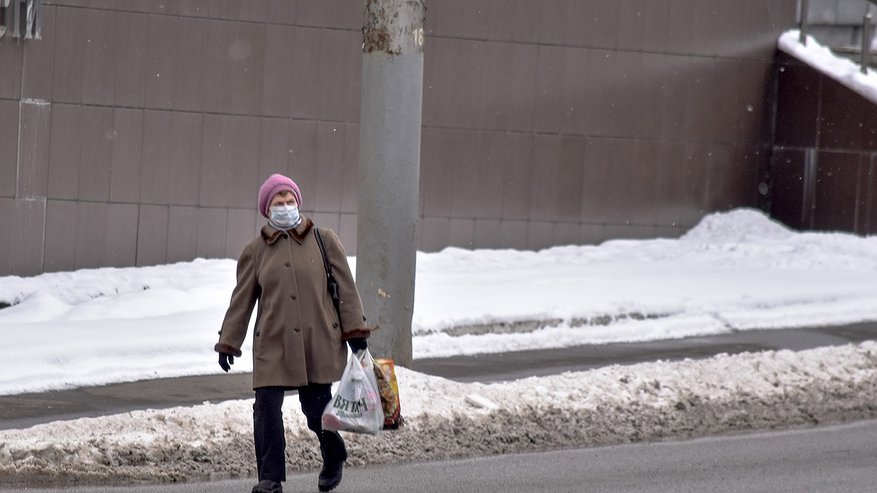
{"left": 262, "top": 216, "right": 313, "bottom": 245}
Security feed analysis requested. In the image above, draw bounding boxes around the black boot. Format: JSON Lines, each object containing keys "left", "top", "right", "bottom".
{"left": 318, "top": 430, "right": 347, "bottom": 492}
{"left": 252, "top": 479, "right": 283, "bottom": 493}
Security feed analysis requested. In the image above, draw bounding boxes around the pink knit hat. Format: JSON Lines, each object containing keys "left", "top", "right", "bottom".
{"left": 258, "top": 174, "right": 302, "bottom": 218}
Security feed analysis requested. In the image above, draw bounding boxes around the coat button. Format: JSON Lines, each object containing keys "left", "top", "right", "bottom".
{"left": 332, "top": 322, "right": 338, "bottom": 328}
{"left": 294, "top": 327, "right": 301, "bottom": 333}
{"left": 285, "top": 262, "right": 290, "bottom": 267}
{"left": 290, "top": 294, "right": 297, "bottom": 300}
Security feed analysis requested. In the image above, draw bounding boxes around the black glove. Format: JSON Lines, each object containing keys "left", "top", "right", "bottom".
{"left": 218, "top": 352, "right": 235, "bottom": 372}
{"left": 347, "top": 337, "right": 368, "bottom": 353}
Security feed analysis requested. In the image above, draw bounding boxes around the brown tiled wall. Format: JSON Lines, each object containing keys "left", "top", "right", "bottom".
{"left": 0, "top": 0, "right": 796, "bottom": 276}
{"left": 771, "top": 51, "right": 877, "bottom": 234}
{"left": 418, "top": 0, "right": 796, "bottom": 251}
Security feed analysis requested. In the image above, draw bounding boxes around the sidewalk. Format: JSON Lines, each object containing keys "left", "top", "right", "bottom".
{"left": 1, "top": 322, "right": 875, "bottom": 431}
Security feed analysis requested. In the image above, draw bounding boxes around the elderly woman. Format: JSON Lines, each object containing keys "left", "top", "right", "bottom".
{"left": 215, "top": 173, "right": 372, "bottom": 493}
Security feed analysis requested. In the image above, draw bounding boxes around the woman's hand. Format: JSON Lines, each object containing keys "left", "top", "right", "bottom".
{"left": 218, "top": 352, "right": 235, "bottom": 372}
{"left": 346, "top": 338, "right": 368, "bottom": 353}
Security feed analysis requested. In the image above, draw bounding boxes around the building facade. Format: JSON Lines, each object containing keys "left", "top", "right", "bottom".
{"left": 0, "top": 0, "right": 797, "bottom": 276}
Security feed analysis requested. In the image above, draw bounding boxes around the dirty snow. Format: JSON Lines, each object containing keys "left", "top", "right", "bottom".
{"left": 1, "top": 343, "right": 876, "bottom": 484}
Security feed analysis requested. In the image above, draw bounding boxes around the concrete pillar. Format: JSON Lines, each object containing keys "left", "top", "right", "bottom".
{"left": 356, "top": 0, "right": 425, "bottom": 366}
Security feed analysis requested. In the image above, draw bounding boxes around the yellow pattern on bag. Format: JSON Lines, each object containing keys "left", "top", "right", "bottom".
{"left": 373, "top": 358, "right": 404, "bottom": 429}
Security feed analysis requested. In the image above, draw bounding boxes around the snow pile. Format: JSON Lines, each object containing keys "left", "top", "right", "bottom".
{"left": 1, "top": 208, "right": 877, "bottom": 395}
{"left": 0, "top": 258, "right": 233, "bottom": 311}
{"left": 680, "top": 208, "right": 794, "bottom": 243}
{"left": 1, "top": 342, "right": 876, "bottom": 485}
{"left": 413, "top": 209, "right": 877, "bottom": 356}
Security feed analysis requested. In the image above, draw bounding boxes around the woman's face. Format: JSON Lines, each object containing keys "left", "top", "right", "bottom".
{"left": 270, "top": 190, "right": 298, "bottom": 208}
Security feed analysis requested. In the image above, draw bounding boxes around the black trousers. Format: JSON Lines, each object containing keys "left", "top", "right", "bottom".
{"left": 253, "top": 384, "right": 347, "bottom": 483}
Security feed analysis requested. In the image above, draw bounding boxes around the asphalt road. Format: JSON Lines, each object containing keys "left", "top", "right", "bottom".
{"left": 2, "top": 322, "right": 876, "bottom": 430}
{"left": 5, "top": 418, "right": 877, "bottom": 493}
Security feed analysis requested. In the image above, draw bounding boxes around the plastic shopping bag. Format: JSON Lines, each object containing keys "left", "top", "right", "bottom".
{"left": 321, "top": 349, "right": 383, "bottom": 435}
{"left": 373, "top": 358, "right": 404, "bottom": 429}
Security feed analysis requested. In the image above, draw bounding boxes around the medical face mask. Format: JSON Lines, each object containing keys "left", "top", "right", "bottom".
{"left": 269, "top": 204, "right": 301, "bottom": 229}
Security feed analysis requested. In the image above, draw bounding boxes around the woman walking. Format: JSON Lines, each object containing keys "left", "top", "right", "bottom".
{"left": 214, "top": 173, "right": 372, "bottom": 493}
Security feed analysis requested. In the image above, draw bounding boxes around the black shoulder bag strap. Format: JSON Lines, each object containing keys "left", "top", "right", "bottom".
{"left": 314, "top": 228, "right": 342, "bottom": 317}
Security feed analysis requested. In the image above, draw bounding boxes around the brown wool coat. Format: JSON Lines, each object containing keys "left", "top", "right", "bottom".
{"left": 214, "top": 217, "right": 371, "bottom": 389}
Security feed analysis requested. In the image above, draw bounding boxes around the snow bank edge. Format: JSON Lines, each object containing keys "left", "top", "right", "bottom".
{"left": 1, "top": 342, "right": 876, "bottom": 486}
